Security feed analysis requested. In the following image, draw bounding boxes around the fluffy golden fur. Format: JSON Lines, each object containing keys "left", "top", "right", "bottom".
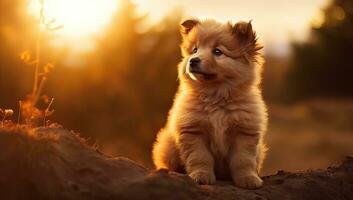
{"left": 152, "top": 18, "right": 268, "bottom": 189}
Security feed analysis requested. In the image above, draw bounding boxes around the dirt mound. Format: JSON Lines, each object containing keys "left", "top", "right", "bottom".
{"left": 0, "top": 126, "right": 352, "bottom": 200}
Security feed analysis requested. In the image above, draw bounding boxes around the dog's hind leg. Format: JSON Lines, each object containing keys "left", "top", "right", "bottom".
{"left": 152, "top": 129, "right": 183, "bottom": 172}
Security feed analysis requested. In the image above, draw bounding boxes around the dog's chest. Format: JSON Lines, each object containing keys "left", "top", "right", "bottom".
{"left": 207, "top": 108, "right": 232, "bottom": 157}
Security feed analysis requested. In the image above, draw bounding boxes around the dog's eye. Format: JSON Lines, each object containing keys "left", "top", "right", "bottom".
{"left": 192, "top": 47, "right": 198, "bottom": 54}
{"left": 212, "top": 48, "right": 223, "bottom": 56}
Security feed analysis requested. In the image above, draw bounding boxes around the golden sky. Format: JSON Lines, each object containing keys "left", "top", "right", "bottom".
{"left": 29, "top": 0, "right": 330, "bottom": 56}
{"left": 135, "top": 0, "right": 330, "bottom": 56}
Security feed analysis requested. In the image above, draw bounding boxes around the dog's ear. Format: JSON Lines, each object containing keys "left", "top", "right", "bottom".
{"left": 232, "top": 21, "right": 263, "bottom": 59}
{"left": 180, "top": 18, "right": 199, "bottom": 35}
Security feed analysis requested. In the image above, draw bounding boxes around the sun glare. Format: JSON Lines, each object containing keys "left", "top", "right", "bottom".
{"left": 29, "top": 0, "right": 119, "bottom": 38}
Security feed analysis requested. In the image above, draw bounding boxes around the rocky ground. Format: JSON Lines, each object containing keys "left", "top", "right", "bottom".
{"left": 0, "top": 126, "right": 352, "bottom": 200}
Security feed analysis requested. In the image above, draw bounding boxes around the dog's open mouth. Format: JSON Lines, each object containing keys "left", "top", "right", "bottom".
{"left": 189, "top": 70, "right": 217, "bottom": 80}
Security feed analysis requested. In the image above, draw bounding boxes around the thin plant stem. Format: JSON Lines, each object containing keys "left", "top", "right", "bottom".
{"left": 33, "top": 78, "right": 46, "bottom": 107}
{"left": 32, "top": 0, "right": 44, "bottom": 106}
{"left": 43, "top": 98, "right": 54, "bottom": 126}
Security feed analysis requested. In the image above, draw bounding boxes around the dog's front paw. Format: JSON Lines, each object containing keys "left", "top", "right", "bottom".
{"left": 189, "top": 170, "right": 216, "bottom": 185}
{"left": 233, "top": 173, "right": 263, "bottom": 189}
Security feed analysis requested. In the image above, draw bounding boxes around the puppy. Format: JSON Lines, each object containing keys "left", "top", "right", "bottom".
{"left": 152, "top": 18, "right": 268, "bottom": 189}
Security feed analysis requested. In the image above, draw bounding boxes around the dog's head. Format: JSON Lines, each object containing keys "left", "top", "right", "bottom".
{"left": 178, "top": 18, "right": 263, "bottom": 89}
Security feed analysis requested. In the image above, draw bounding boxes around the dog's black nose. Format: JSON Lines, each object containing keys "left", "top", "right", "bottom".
{"left": 189, "top": 57, "right": 201, "bottom": 70}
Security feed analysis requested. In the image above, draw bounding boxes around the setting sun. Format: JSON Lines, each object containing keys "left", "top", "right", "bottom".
{"left": 29, "top": 0, "right": 118, "bottom": 38}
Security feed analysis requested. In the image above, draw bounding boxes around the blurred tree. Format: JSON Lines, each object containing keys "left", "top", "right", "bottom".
{"left": 286, "top": 0, "right": 353, "bottom": 100}
{"left": 129, "top": 11, "right": 182, "bottom": 149}
{"left": 0, "top": 0, "right": 36, "bottom": 106}
{"left": 97, "top": 0, "right": 144, "bottom": 90}
{"left": 49, "top": 0, "right": 182, "bottom": 165}
{"left": 0, "top": 0, "right": 55, "bottom": 110}
{"left": 92, "top": 0, "right": 182, "bottom": 156}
